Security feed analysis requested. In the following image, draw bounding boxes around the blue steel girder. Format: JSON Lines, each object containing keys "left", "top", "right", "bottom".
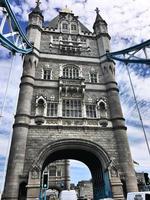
{"left": 0, "top": 0, "right": 32, "bottom": 54}
{"left": 106, "top": 39, "right": 150, "bottom": 65}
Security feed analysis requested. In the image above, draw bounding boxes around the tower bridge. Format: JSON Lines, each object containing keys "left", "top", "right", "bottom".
{"left": 0, "top": 0, "right": 149, "bottom": 200}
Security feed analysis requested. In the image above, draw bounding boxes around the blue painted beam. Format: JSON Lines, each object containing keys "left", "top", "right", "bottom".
{"left": 0, "top": 0, "right": 32, "bottom": 54}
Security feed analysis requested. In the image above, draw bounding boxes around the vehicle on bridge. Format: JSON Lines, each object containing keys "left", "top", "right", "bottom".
{"left": 59, "top": 190, "right": 77, "bottom": 200}
{"left": 127, "top": 192, "right": 150, "bottom": 200}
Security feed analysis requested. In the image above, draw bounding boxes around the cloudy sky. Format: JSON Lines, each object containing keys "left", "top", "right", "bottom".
{"left": 0, "top": 0, "right": 150, "bottom": 192}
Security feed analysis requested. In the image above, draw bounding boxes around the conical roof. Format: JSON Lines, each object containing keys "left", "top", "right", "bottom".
{"left": 29, "top": 2, "right": 43, "bottom": 18}
{"left": 93, "top": 8, "right": 107, "bottom": 28}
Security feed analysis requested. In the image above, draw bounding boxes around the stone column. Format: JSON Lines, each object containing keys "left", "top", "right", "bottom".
{"left": 2, "top": 54, "right": 37, "bottom": 200}
{"left": 26, "top": 169, "right": 41, "bottom": 200}
{"left": 102, "top": 61, "right": 138, "bottom": 193}
{"left": 64, "top": 159, "right": 70, "bottom": 190}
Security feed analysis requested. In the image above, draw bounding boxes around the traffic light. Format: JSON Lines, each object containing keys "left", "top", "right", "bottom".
{"left": 42, "top": 172, "right": 48, "bottom": 189}
{"left": 144, "top": 173, "right": 150, "bottom": 185}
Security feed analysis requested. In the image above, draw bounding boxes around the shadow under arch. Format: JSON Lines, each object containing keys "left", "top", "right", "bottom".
{"left": 32, "top": 139, "right": 112, "bottom": 200}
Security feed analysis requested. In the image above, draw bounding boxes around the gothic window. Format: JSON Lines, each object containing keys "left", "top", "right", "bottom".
{"left": 90, "top": 72, "right": 97, "bottom": 83}
{"left": 97, "top": 99, "right": 107, "bottom": 118}
{"left": 63, "top": 66, "right": 79, "bottom": 79}
{"left": 43, "top": 69, "right": 51, "bottom": 80}
{"left": 37, "top": 98, "right": 45, "bottom": 116}
{"left": 49, "top": 166, "right": 56, "bottom": 176}
{"left": 62, "top": 99, "right": 82, "bottom": 117}
{"left": 86, "top": 105, "right": 96, "bottom": 118}
{"left": 47, "top": 103, "right": 58, "bottom": 117}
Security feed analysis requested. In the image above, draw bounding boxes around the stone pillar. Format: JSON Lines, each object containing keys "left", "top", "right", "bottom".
{"left": 64, "top": 159, "right": 70, "bottom": 190}
{"left": 102, "top": 61, "right": 138, "bottom": 193}
{"left": 58, "top": 99, "right": 62, "bottom": 117}
{"left": 26, "top": 169, "right": 41, "bottom": 200}
{"left": 2, "top": 55, "right": 37, "bottom": 200}
{"left": 82, "top": 100, "right": 86, "bottom": 118}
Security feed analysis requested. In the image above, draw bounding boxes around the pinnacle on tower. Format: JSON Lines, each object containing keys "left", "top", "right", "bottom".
{"left": 93, "top": 7, "right": 107, "bottom": 29}
{"left": 30, "top": 0, "right": 43, "bottom": 17}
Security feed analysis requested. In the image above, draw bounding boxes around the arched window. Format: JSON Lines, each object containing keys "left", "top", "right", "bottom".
{"left": 63, "top": 66, "right": 79, "bottom": 79}
{"left": 37, "top": 99, "right": 45, "bottom": 116}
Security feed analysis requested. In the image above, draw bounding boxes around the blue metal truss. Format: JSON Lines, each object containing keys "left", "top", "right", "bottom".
{"left": 106, "top": 39, "right": 150, "bottom": 65}
{"left": 0, "top": 0, "right": 32, "bottom": 54}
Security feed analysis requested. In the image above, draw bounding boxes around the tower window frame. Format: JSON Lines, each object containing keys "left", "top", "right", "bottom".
{"left": 90, "top": 72, "right": 98, "bottom": 83}
{"left": 49, "top": 166, "right": 56, "bottom": 176}
{"left": 71, "top": 24, "right": 77, "bottom": 31}
{"left": 62, "top": 23, "right": 68, "bottom": 30}
{"left": 86, "top": 104, "right": 96, "bottom": 118}
{"left": 47, "top": 102, "right": 58, "bottom": 117}
{"left": 43, "top": 69, "right": 52, "bottom": 80}
{"left": 63, "top": 66, "right": 79, "bottom": 79}
{"left": 62, "top": 99, "right": 82, "bottom": 118}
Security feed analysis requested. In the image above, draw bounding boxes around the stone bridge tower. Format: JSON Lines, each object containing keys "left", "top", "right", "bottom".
{"left": 2, "top": 3, "right": 138, "bottom": 200}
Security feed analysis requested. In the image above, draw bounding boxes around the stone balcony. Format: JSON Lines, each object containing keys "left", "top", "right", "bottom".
{"left": 32, "top": 117, "right": 110, "bottom": 128}
{"left": 59, "top": 77, "right": 85, "bottom": 97}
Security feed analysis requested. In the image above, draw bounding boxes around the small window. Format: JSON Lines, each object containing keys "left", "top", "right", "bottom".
{"left": 71, "top": 36, "right": 77, "bottom": 42}
{"left": 49, "top": 166, "right": 56, "bottom": 176}
{"left": 62, "top": 23, "right": 68, "bottom": 30}
{"left": 71, "top": 24, "right": 77, "bottom": 31}
{"left": 57, "top": 170, "right": 62, "bottom": 177}
{"left": 81, "top": 37, "right": 86, "bottom": 43}
{"left": 43, "top": 69, "right": 51, "bottom": 80}
{"left": 62, "top": 99, "right": 82, "bottom": 117}
{"left": 47, "top": 103, "right": 58, "bottom": 116}
{"left": 86, "top": 105, "right": 96, "bottom": 118}
{"left": 53, "top": 35, "right": 59, "bottom": 42}
{"left": 90, "top": 73, "right": 97, "bottom": 83}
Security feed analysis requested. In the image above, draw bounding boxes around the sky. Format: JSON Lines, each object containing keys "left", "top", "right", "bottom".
{"left": 0, "top": 0, "right": 150, "bottom": 192}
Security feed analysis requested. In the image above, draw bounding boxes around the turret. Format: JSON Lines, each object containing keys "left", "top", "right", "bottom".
{"left": 27, "top": 0, "right": 43, "bottom": 50}
{"left": 93, "top": 8, "right": 110, "bottom": 56}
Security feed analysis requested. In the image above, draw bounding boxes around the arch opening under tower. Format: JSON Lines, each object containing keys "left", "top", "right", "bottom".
{"left": 28, "top": 139, "right": 112, "bottom": 200}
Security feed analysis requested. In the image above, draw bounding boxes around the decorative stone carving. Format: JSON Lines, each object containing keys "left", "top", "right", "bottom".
{"left": 96, "top": 97, "right": 108, "bottom": 120}
{"left": 35, "top": 95, "right": 47, "bottom": 124}
{"left": 31, "top": 167, "right": 40, "bottom": 179}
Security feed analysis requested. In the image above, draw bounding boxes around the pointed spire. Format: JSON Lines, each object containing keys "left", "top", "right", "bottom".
{"left": 36, "top": 0, "right": 41, "bottom": 7}
{"left": 93, "top": 7, "right": 107, "bottom": 29}
{"left": 30, "top": 0, "right": 43, "bottom": 17}
{"left": 94, "top": 7, "right": 105, "bottom": 23}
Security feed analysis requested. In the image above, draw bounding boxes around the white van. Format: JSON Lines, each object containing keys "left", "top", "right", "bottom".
{"left": 127, "top": 192, "right": 150, "bottom": 200}
{"left": 59, "top": 190, "right": 77, "bottom": 200}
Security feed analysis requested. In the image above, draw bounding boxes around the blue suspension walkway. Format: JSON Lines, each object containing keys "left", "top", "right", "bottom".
{"left": 106, "top": 39, "right": 150, "bottom": 65}
{"left": 0, "top": 0, "right": 32, "bottom": 54}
